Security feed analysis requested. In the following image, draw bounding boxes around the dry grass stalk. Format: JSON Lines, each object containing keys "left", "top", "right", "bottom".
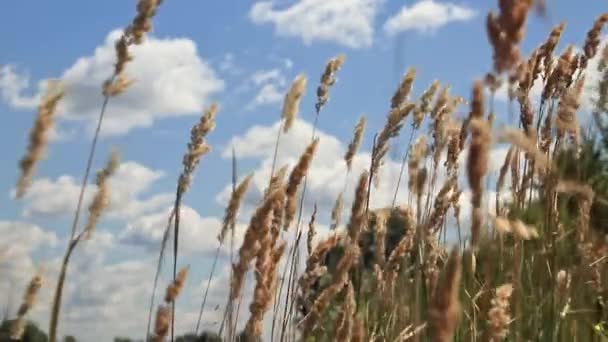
{"left": 486, "top": 0, "right": 533, "bottom": 73}
{"left": 373, "top": 103, "right": 417, "bottom": 175}
{"left": 16, "top": 81, "right": 64, "bottom": 198}
{"left": 316, "top": 54, "right": 346, "bottom": 112}
{"left": 492, "top": 216, "right": 539, "bottom": 240}
{"left": 179, "top": 104, "right": 217, "bottom": 193}
{"left": 580, "top": 13, "right": 608, "bottom": 69}
{"left": 113, "top": 0, "right": 163, "bottom": 76}
{"left": 330, "top": 192, "right": 344, "bottom": 230}
{"left": 556, "top": 76, "right": 586, "bottom": 142}
{"left": 384, "top": 208, "right": 415, "bottom": 294}
{"left": 344, "top": 116, "right": 367, "bottom": 171}
{"left": 374, "top": 211, "right": 388, "bottom": 266}
{"left": 282, "top": 74, "right": 307, "bottom": 133}
{"left": 407, "top": 136, "right": 428, "bottom": 195}
{"left": 467, "top": 117, "right": 491, "bottom": 250}
{"left": 486, "top": 283, "right": 514, "bottom": 341}
{"left": 165, "top": 267, "right": 189, "bottom": 303}
{"left": 429, "top": 248, "right": 462, "bottom": 342}
{"left": 246, "top": 241, "right": 286, "bottom": 338}
{"left": 352, "top": 315, "right": 365, "bottom": 342}
{"left": 540, "top": 23, "right": 566, "bottom": 80}
{"left": 218, "top": 174, "right": 253, "bottom": 242}
{"left": 392, "top": 68, "right": 417, "bottom": 110}
{"left": 84, "top": 150, "right": 120, "bottom": 239}
{"left": 231, "top": 188, "right": 284, "bottom": 303}
{"left": 335, "top": 281, "right": 355, "bottom": 342}
{"left": 307, "top": 203, "right": 318, "bottom": 255}
{"left": 102, "top": 74, "right": 134, "bottom": 97}
{"left": 413, "top": 80, "right": 440, "bottom": 128}
{"left": 300, "top": 243, "right": 360, "bottom": 336}
{"left": 10, "top": 272, "right": 43, "bottom": 340}
{"left": 152, "top": 266, "right": 188, "bottom": 342}
{"left": 543, "top": 46, "right": 577, "bottom": 101}
{"left": 284, "top": 139, "right": 319, "bottom": 231}
{"left": 347, "top": 171, "right": 369, "bottom": 242}
{"left": 501, "top": 128, "right": 550, "bottom": 172}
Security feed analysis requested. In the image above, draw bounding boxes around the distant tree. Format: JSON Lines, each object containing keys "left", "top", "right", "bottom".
{"left": 0, "top": 320, "right": 48, "bottom": 342}
{"left": 113, "top": 338, "right": 134, "bottom": 342}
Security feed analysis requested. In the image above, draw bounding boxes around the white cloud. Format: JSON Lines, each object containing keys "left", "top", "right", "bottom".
{"left": 0, "top": 66, "right": 47, "bottom": 109}
{"left": 1, "top": 30, "right": 224, "bottom": 136}
{"left": 247, "top": 68, "right": 288, "bottom": 109}
{"left": 19, "top": 161, "right": 173, "bottom": 220}
{"left": 249, "top": 0, "right": 383, "bottom": 48}
{"left": 119, "top": 205, "right": 246, "bottom": 257}
{"left": 384, "top": 0, "right": 476, "bottom": 35}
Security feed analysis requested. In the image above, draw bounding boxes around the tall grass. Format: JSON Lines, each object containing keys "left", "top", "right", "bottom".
{"left": 8, "top": 1, "right": 608, "bottom": 341}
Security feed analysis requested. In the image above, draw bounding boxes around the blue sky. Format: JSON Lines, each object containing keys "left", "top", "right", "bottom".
{"left": 1, "top": 0, "right": 607, "bottom": 340}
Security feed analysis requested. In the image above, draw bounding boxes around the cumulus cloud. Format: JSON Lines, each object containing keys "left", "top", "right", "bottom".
{"left": 1, "top": 30, "right": 224, "bottom": 136}
{"left": 384, "top": 0, "right": 476, "bottom": 35}
{"left": 19, "top": 161, "right": 173, "bottom": 220}
{"left": 247, "top": 68, "right": 287, "bottom": 109}
{"left": 249, "top": 0, "right": 384, "bottom": 48}
{"left": 120, "top": 205, "right": 247, "bottom": 257}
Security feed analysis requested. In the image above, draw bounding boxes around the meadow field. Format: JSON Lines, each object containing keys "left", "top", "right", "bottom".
{"left": 1, "top": 0, "right": 608, "bottom": 341}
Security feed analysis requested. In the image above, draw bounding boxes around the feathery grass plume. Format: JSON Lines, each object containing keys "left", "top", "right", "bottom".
{"left": 352, "top": 315, "right": 365, "bottom": 342}
{"left": 16, "top": 81, "right": 64, "bottom": 199}
{"left": 580, "top": 13, "right": 608, "bottom": 70}
{"left": 555, "top": 270, "right": 571, "bottom": 298}
{"left": 556, "top": 76, "right": 585, "bottom": 142}
{"left": 300, "top": 243, "right": 360, "bottom": 336}
{"left": 348, "top": 171, "right": 369, "bottom": 242}
{"left": 344, "top": 116, "right": 367, "bottom": 171}
{"left": 427, "top": 176, "right": 457, "bottom": 234}
{"left": 486, "top": 0, "right": 532, "bottom": 73}
{"left": 282, "top": 74, "right": 307, "bottom": 133}
{"left": 496, "top": 146, "right": 515, "bottom": 214}
{"left": 373, "top": 103, "right": 417, "bottom": 175}
{"left": 151, "top": 266, "right": 188, "bottom": 342}
{"left": 306, "top": 203, "right": 318, "bottom": 255}
{"left": 330, "top": 192, "right": 344, "bottom": 230}
{"left": 413, "top": 80, "right": 440, "bottom": 128}
{"left": 407, "top": 136, "right": 428, "bottom": 194}
{"left": 179, "top": 104, "right": 217, "bottom": 193}
{"left": 266, "top": 165, "right": 288, "bottom": 199}
{"left": 298, "top": 233, "right": 340, "bottom": 314}
{"left": 113, "top": 0, "right": 163, "bottom": 77}
{"left": 467, "top": 109, "right": 491, "bottom": 250}
{"left": 335, "top": 281, "right": 355, "bottom": 342}
{"left": 246, "top": 239, "right": 286, "bottom": 338}
{"left": 492, "top": 216, "right": 539, "bottom": 240}
{"left": 392, "top": 68, "right": 417, "bottom": 109}
{"left": 10, "top": 272, "right": 43, "bottom": 340}
{"left": 540, "top": 23, "right": 566, "bottom": 79}
{"left": 431, "top": 86, "right": 450, "bottom": 119}
{"left": 486, "top": 283, "right": 514, "bottom": 341}
{"left": 218, "top": 174, "right": 253, "bottom": 243}
{"left": 152, "top": 306, "right": 171, "bottom": 342}
{"left": 543, "top": 45, "right": 577, "bottom": 101}
{"left": 384, "top": 208, "right": 415, "bottom": 293}
{"left": 594, "top": 45, "right": 608, "bottom": 133}
{"left": 84, "top": 150, "right": 119, "bottom": 239}
{"left": 373, "top": 211, "right": 388, "bottom": 266}
{"left": 501, "top": 128, "right": 549, "bottom": 171}
{"left": 102, "top": 74, "right": 134, "bottom": 97}
{"left": 283, "top": 139, "right": 319, "bottom": 231}
{"left": 231, "top": 188, "right": 284, "bottom": 303}
{"left": 429, "top": 248, "right": 462, "bottom": 342}
{"left": 166, "top": 267, "right": 189, "bottom": 303}
{"left": 316, "top": 54, "right": 346, "bottom": 112}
